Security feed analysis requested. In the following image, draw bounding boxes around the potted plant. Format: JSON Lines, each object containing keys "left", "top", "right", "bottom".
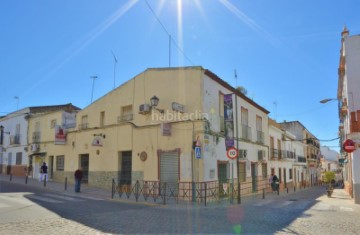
{"left": 323, "top": 171, "right": 336, "bottom": 197}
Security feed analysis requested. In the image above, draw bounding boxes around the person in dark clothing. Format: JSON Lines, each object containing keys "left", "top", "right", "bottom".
{"left": 271, "top": 174, "right": 279, "bottom": 192}
{"left": 74, "top": 168, "right": 83, "bottom": 192}
{"left": 39, "top": 162, "right": 48, "bottom": 182}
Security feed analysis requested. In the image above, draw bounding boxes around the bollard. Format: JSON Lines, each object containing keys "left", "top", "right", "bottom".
{"left": 65, "top": 177, "right": 68, "bottom": 191}
{"left": 204, "top": 183, "right": 207, "bottom": 207}
{"left": 277, "top": 187, "right": 279, "bottom": 195}
{"left": 135, "top": 180, "right": 139, "bottom": 202}
{"left": 43, "top": 175, "right": 47, "bottom": 187}
{"left": 287, "top": 187, "right": 289, "bottom": 194}
{"left": 238, "top": 182, "right": 241, "bottom": 204}
{"left": 111, "top": 178, "right": 115, "bottom": 199}
{"left": 25, "top": 175, "right": 28, "bottom": 184}
{"left": 294, "top": 186, "right": 296, "bottom": 192}
{"left": 10, "top": 174, "right": 12, "bottom": 181}
{"left": 163, "top": 182, "right": 167, "bottom": 205}
{"left": 262, "top": 188, "right": 265, "bottom": 199}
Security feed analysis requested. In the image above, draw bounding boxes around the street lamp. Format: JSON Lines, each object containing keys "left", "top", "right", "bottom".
{"left": 320, "top": 98, "right": 337, "bottom": 104}
{"left": 150, "top": 96, "right": 164, "bottom": 113}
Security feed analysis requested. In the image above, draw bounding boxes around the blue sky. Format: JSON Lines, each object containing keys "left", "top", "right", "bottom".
{"left": 1, "top": 0, "right": 359, "bottom": 152}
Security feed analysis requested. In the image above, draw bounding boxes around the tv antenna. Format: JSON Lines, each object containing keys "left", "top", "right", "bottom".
{"left": 14, "top": 96, "right": 19, "bottom": 110}
{"left": 111, "top": 50, "right": 118, "bottom": 90}
{"left": 234, "top": 69, "right": 238, "bottom": 87}
{"left": 90, "top": 75, "right": 98, "bottom": 103}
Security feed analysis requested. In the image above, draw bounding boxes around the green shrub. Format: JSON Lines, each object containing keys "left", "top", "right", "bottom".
{"left": 323, "top": 171, "right": 336, "bottom": 184}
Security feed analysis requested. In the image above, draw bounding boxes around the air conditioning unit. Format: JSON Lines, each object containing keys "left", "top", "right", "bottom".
{"left": 139, "top": 104, "right": 151, "bottom": 114}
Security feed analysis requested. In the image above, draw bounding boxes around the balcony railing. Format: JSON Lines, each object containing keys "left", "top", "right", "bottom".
{"left": 78, "top": 123, "right": 89, "bottom": 130}
{"left": 10, "top": 134, "right": 20, "bottom": 145}
{"left": 270, "top": 148, "right": 279, "bottom": 159}
{"left": 241, "top": 124, "right": 252, "bottom": 141}
{"left": 286, "top": 150, "right": 295, "bottom": 159}
{"left": 118, "top": 114, "right": 134, "bottom": 123}
{"left": 258, "top": 150, "right": 265, "bottom": 161}
{"left": 297, "top": 156, "right": 306, "bottom": 163}
{"left": 32, "top": 132, "right": 41, "bottom": 143}
{"left": 256, "top": 131, "right": 264, "bottom": 144}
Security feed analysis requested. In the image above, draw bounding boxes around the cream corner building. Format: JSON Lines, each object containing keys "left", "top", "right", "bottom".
{"left": 42, "top": 66, "right": 272, "bottom": 193}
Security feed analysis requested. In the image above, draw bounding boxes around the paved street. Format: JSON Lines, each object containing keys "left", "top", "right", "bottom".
{"left": 1, "top": 176, "right": 360, "bottom": 234}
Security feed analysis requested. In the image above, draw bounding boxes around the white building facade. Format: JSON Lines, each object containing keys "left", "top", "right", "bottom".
{"left": 338, "top": 27, "right": 360, "bottom": 203}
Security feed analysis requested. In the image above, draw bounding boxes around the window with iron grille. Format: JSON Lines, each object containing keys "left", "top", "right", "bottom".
{"left": 15, "top": 152, "right": 22, "bottom": 165}
{"left": 262, "top": 163, "right": 267, "bottom": 179}
{"left": 239, "top": 162, "right": 246, "bottom": 182}
{"left": 56, "top": 155, "right": 65, "bottom": 171}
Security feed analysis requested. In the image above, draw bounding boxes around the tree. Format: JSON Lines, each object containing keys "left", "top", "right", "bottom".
{"left": 236, "top": 86, "right": 247, "bottom": 95}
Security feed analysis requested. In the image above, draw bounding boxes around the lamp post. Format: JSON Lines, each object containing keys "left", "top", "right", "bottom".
{"left": 320, "top": 98, "right": 337, "bottom": 104}
{"left": 0, "top": 125, "right": 4, "bottom": 145}
{"left": 150, "top": 96, "right": 164, "bottom": 113}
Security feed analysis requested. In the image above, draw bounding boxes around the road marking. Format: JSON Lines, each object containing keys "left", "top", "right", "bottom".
{"left": 75, "top": 195, "right": 104, "bottom": 201}
{"left": 43, "top": 193, "right": 84, "bottom": 202}
{"left": 340, "top": 206, "right": 354, "bottom": 212}
{"left": 312, "top": 202, "right": 331, "bottom": 211}
{"left": 27, "top": 195, "right": 62, "bottom": 203}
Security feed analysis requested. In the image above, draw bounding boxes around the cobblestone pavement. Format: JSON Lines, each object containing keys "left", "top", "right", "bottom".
{"left": 275, "top": 189, "right": 360, "bottom": 235}
{"left": 0, "top": 217, "right": 108, "bottom": 235}
{"left": 1, "top": 175, "right": 360, "bottom": 234}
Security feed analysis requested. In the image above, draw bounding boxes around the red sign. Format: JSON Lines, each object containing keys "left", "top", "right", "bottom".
{"left": 226, "top": 147, "right": 238, "bottom": 160}
{"left": 343, "top": 139, "right": 356, "bottom": 153}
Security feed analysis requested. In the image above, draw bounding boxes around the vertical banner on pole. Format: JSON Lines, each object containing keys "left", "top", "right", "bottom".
{"left": 224, "top": 94, "right": 234, "bottom": 149}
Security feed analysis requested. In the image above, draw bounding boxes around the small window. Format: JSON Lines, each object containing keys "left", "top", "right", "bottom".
{"left": 100, "top": 111, "right": 105, "bottom": 127}
{"left": 262, "top": 163, "right": 267, "bottom": 179}
{"left": 239, "top": 162, "right": 246, "bottom": 182}
{"left": 80, "top": 115, "right": 88, "bottom": 129}
{"left": 120, "top": 105, "right": 133, "bottom": 121}
{"left": 50, "top": 119, "right": 57, "bottom": 129}
{"left": 16, "top": 152, "right": 22, "bottom": 165}
{"left": 56, "top": 155, "right": 65, "bottom": 171}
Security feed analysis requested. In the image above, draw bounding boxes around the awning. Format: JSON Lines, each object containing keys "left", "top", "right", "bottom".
{"left": 28, "top": 152, "right": 46, "bottom": 157}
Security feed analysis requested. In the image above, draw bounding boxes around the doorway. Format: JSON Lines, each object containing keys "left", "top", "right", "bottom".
{"left": 7, "top": 153, "right": 12, "bottom": 175}
{"left": 251, "top": 163, "right": 257, "bottom": 193}
{"left": 80, "top": 154, "right": 89, "bottom": 183}
{"left": 218, "top": 162, "right": 228, "bottom": 197}
{"left": 118, "top": 151, "right": 132, "bottom": 187}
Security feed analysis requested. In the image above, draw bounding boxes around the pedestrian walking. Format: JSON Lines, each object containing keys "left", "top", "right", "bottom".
{"left": 74, "top": 168, "right": 83, "bottom": 193}
{"left": 39, "top": 162, "right": 48, "bottom": 182}
{"left": 272, "top": 174, "right": 279, "bottom": 192}
{"left": 269, "top": 173, "right": 274, "bottom": 192}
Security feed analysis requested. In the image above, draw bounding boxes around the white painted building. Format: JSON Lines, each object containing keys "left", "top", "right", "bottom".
{"left": 0, "top": 110, "right": 29, "bottom": 176}
{"left": 0, "top": 104, "right": 80, "bottom": 177}
{"left": 268, "top": 119, "right": 307, "bottom": 190}
{"left": 338, "top": 27, "right": 360, "bottom": 203}
{"left": 202, "top": 70, "right": 270, "bottom": 195}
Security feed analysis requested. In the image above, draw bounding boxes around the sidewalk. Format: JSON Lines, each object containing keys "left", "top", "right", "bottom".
{"left": 0, "top": 174, "right": 112, "bottom": 200}
{"left": 2, "top": 174, "right": 359, "bottom": 211}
